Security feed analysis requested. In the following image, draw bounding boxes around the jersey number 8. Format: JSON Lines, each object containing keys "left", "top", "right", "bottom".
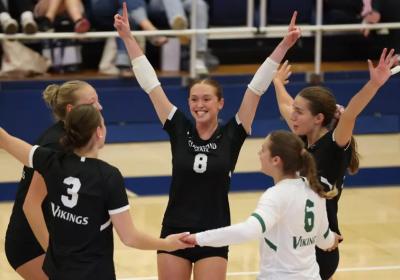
{"left": 193, "top": 153, "right": 208, "bottom": 173}
{"left": 61, "top": 176, "right": 81, "bottom": 208}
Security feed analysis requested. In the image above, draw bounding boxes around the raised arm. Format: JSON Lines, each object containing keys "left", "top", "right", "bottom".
{"left": 114, "top": 2, "right": 173, "bottom": 125}
{"left": 334, "top": 48, "right": 396, "bottom": 147}
{"left": 23, "top": 172, "right": 49, "bottom": 251}
{"left": 111, "top": 209, "right": 192, "bottom": 251}
{"left": 273, "top": 60, "right": 295, "bottom": 131}
{"left": 0, "top": 127, "right": 31, "bottom": 167}
{"left": 238, "top": 11, "right": 301, "bottom": 133}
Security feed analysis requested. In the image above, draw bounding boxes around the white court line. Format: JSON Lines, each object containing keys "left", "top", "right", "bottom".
{"left": 118, "top": 264, "right": 400, "bottom": 280}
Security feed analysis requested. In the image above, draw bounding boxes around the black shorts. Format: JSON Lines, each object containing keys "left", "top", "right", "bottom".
{"left": 316, "top": 247, "right": 339, "bottom": 280}
{"left": 158, "top": 225, "right": 228, "bottom": 263}
{"left": 5, "top": 226, "right": 45, "bottom": 270}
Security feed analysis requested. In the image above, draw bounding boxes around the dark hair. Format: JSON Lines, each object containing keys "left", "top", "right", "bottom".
{"left": 188, "top": 79, "right": 223, "bottom": 100}
{"left": 268, "top": 130, "right": 337, "bottom": 199}
{"left": 298, "top": 86, "right": 360, "bottom": 175}
{"left": 60, "top": 104, "right": 102, "bottom": 151}
{"left": 42, "top": 80, "right": 90, "bottom": 121}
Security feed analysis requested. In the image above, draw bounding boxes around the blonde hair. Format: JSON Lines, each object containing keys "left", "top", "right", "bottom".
{"left": 42, "top": 80, "right": 90, "bottom": 121}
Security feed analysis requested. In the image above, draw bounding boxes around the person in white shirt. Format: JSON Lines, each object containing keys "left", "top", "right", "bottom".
{"left": 183, "top": 130, "right": 342, "bottom": 280}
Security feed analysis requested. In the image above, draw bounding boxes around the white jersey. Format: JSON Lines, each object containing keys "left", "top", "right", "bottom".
{"left": 196, "top": 178, "right": 334, "bottom": 280}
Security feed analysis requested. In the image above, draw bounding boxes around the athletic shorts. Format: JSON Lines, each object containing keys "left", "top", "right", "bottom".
{"left": 316, "top": 247, "right": 339, "bottom": 280}
{"left": 5, "top": 226, "right": 45, "bottom": 270}
{"left": 157, "top": 225, "right": 228, "bottom": 263}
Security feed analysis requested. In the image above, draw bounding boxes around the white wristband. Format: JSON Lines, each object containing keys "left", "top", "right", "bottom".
{"left": 248, "top": 57, "right": 279, "bottom": 96}
{"left": 131, "top": 55, "right": 161, "bottom": 94}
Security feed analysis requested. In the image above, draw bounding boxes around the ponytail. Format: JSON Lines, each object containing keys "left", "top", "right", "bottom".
{"left": 300, "top": 149, "right": 337, "bottom": 199}
{"left": 348, "top": 136, "right": 360, "bottom": 175}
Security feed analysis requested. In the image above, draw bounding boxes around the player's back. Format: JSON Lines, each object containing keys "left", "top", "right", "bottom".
{"left": 32, "top": 147, "right": 129, "bottom": 280}
{"left": 259, "top": 178, "right": 328, "bottom": 280}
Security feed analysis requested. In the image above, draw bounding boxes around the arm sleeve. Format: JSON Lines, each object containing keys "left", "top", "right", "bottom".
{"left": 196, "top": 216, "right": 264, "bottom": 247}
{"left": 196, "top": 187, "right": 282, "bottom": 247}
{"left": 105, "top": 168, "right": 130, "bottom": 215}
{"left": 316, "top": 199, "right": 335, "bottom": 249}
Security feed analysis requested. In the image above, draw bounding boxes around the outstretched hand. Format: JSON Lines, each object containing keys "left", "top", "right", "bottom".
{"left": 281, "top": 11, "right": 301, "bottom": 49}
{"left": 114, "top": 2, "right": 132, "bottom": 40}
{"left": 368, "top": 48, "right": 396, "bottom": 88}
{"left": 274, "top": 60, "right": 292, "bottom": 85}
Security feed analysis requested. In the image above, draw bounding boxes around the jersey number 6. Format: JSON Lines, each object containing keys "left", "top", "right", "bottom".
{"left": 193, "top": 153, "right": 208, "bottom": 173}
{"left": 61, "top": 176, "right": 82, "bottom": 208}
{"left": 304, "top": 199, "right": 315, "bottom": 232}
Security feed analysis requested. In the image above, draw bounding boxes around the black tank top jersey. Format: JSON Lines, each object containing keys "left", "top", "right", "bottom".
{"left": 162, "top": 107, "right": 247, "bottom": 229}
{"left": 6, "top": 121, "right": 64, "bottom": 240}
{"left": 30, "top": 146, "right": 129, "bottom": 280}
{"left": 305, "top": 130, "right": 352, "bottom": 234}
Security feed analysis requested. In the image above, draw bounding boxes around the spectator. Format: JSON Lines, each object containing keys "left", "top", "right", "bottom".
{"left": 147, "top": 0, "right": 219, "bottom": 74}
{"left": 0, "top": 1, "right": 18, "bottom": 34}
{"left": 7, "top": 0, "right": 38, "bottom": 34}
{"left": 34, "top": 0, "right": 90, "bottom": 33}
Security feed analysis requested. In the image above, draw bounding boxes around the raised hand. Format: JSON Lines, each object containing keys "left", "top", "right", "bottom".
{"left": 281, "top": 11, "right": 301, "bottom": 49}
{"left": 368, "top": 48, "right": 396, "bottom": 88}
{"left": 164, "top": 232, "right": 194, "bottom": 251}
{"left": 274, "top": 60, "right": 292, "bottom": 85}
{"left": 114, "top": 2, "right": 132, "bottom": 40}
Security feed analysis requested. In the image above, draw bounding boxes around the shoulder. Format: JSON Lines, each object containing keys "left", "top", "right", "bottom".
{"left": 37, "top": 121, "right": 65, "bottom": 149}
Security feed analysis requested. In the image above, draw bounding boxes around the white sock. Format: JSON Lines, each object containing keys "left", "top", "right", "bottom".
{"left": 0, "top": 12, "right": 12, "bottom": 23}
{"left": 21, "top": 11, "right": 34, "bottom": 24}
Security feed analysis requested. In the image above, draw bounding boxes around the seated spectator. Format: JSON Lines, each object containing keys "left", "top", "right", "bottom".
{"left": 361, "top": 0, "right": 399, "bottom": 63}
{"left": 7, "top": 0, "right": 38, "bottom": 34}
{"left": 34, "top": 0, "right": 90, "bottom": 33}
{"left": 324, "top": 0, "right": 399, "bottom": 63}
{"left": 0, "top": 1, "right": 18, "bottom": 34}
{"left": 147, "top": 0, "right": 219, "bottom": 74}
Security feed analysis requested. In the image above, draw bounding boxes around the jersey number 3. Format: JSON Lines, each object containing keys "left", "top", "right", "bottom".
{"left": 304, "top": 199, "right": 315, "bottom": 232}
{"left": 62, "top": 177, "right": 81, "bottom": 208}
{"left": 193, "top": 153, "right": 208, "bottom": 173}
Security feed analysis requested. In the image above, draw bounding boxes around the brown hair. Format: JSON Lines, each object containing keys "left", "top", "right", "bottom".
{"left": 60, "top": 104, "right": 102, "bottom": 151}
{"left": 298, "top": 86, "right": 359, "bottom": 174}
{"left": 188, "top": 79, "right": 223, "bottom": 100}
{"left": 42, "top": 80, "right": 90, "bottom": 121}
{"left": 268, "top": 130, "right": 337, "bottom": 199}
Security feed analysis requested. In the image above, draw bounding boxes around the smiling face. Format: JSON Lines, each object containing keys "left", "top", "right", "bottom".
{"left": 188, "top": 83, "right": 224, "bottom": 125}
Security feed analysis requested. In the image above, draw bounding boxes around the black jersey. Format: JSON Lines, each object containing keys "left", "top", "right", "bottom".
{"left": 305, "top": 130, "right": 352, "bottom": 234}
{"left": 162, "top": 107, "right": 247, "bottom": 229}
{"left": 6, "top": 121, "right": 64, "bottom": 242}
{"left": 30, "top": 146, "right": 129, "bottom": 280}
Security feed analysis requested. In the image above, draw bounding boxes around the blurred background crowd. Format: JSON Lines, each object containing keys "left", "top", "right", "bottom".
{"left": 0, "top": 0, "right": 399, "bottom": 77}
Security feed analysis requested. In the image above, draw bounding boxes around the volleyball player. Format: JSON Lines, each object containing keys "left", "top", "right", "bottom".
{"left": 5, "top": 80, "right": 102, "bottom": 280}
{"left": 115, "top": 2, "right": 301, "bottom": 279}
{"left": 272, "top": 48, "right": 397, "bottom": 279}
{"left": 0, "top": 104, "right": 192, "bottom": 280}
{"left": 183, "top": 130, "right": 343, "bottom": 280}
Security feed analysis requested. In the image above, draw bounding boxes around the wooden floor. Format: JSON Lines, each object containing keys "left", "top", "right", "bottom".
{"left": 0, "top": 133, "right": 400, "bottom": 279}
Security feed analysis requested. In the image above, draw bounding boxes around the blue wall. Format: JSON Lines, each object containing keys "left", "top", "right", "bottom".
{"left": 1, "top": 72, "right": 399, "bottom": 143}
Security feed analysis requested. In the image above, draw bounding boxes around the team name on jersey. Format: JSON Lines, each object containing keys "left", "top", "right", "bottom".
{"left": 188, "top": 140, "right": 217, "bottom": 153}
{"left": 51, "top": 202, "right": 89, "bottom": 226}
{"left": 293, "top": 235, "right": 316, "bottom": 249}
